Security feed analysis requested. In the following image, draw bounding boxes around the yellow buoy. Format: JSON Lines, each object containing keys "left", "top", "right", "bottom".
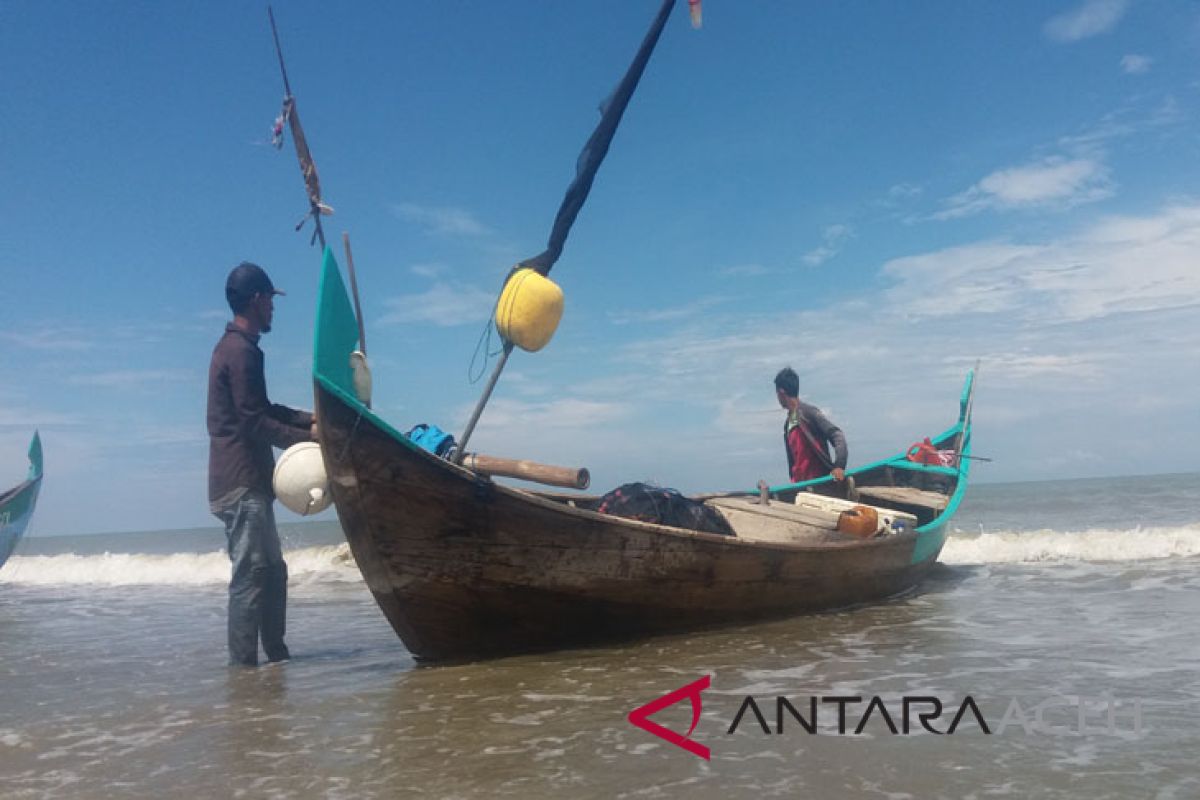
{"left": 495, "top": 268, "right": 564, "bottom": 352}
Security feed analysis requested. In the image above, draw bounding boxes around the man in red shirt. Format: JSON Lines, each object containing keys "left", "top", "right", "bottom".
{"left": 774, "top": 367, "right": 848, "bottom": 484}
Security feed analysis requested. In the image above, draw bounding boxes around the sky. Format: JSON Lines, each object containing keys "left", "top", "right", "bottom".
{"left": 1, "top": 0, "right": 1198, "bottom": 536}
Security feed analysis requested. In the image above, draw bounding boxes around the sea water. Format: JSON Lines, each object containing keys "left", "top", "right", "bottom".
{"left": 0, "top": 473, "right": 1197, "bottom": 798}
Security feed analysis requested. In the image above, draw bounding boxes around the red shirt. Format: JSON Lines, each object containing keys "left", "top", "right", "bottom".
{"left": 785, "top": 411, "right": 825, "bottom": 482}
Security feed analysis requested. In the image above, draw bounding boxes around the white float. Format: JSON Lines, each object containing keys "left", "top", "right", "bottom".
{"left": 273, "top": 442, "right": 333, "bottom": 516}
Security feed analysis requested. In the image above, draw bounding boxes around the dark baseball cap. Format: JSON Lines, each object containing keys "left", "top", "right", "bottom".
{"left": 225, "top": 262, "right": 285, "bottom": 305}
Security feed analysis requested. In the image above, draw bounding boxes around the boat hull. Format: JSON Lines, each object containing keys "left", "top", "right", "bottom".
{"left": 0, "top": 434, "right": 44, "bottom": 571}
{"left": 317, "top": 379, "right": 946, "bottom": 661}
{"left": 312, "top": 248, "right": 969, "bottom": 662}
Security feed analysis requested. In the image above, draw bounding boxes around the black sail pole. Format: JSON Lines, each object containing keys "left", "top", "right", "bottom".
{"left": 268, "top": 5, "right": 292, "bottom": 98}
{"left": 454, "top": 0, "right": 679, "bottom": 461}
{"left": 268, "top": 5, "right": 330, "bottom": 250}
{"left": 522, "top": 0, "right": 676, "bottom": 278}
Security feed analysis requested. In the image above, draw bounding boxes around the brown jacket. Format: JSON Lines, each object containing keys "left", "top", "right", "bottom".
{"left": 207, "top": 324, "right": 312, "bottom": 503}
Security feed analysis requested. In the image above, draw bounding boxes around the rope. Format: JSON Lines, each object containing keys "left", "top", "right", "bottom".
{"left": 334, "top": 409, "right": 365, "bottom": 467}
{"left": 467, "top": 319, "right": 497, "bottom": 385}
{"left": 468, "top": 266, "right": 519, "bottom": 384}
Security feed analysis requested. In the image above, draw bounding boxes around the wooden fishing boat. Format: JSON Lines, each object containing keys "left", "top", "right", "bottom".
{"left": 313, "top": 253, "right": 976, "bottom": 662}
{"left": 0, "top": 433, "right": 44, "bottom": 571}
{"left": 280, "top": 0, "right": 974, "bottom": 661}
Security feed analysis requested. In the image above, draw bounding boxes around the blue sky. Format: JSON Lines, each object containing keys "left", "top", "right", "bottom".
{"left": 2, "top": 0, "right": 1198, "bottom": 535}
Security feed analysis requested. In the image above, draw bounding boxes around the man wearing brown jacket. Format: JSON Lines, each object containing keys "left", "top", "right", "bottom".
{"left": 208, "top": 262, "right": 314, "bottom": 667}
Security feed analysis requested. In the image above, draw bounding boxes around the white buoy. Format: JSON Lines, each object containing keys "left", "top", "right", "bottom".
{"left": 273, "top": 442, "right": 333, "bottom": 516}
{"left": 350, "top": 350, "right": 372, "bottom": 406}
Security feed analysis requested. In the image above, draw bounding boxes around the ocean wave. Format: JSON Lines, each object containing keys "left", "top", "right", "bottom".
{"left": 942, "top": 524, "right": 1200, "bottom": 565}
{"left": 0, "top": 544, "right": 362, "bottom": 587}
{"left": 5, "top": 525, "right": 1197, "bottom": 586}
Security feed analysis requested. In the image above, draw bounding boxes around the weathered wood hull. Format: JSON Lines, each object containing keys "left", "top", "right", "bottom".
{"left": 316, "top": 380, "right": 957, "bottom": 661}
{"left": 312, "top": 249, "right": 972, "bottom": 662}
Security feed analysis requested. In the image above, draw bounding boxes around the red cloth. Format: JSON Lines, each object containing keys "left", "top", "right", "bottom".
{"left": 786, "top": 414, "right": 826, "bottom": 482}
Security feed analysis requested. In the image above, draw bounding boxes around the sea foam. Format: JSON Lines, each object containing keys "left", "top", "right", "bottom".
{"left": 3, "top": 525, "right": 1198, "bottom": 586}
{"left": 0, "top": 543, "right": 361, "bottom": 587}
{"left": 942, "top": 524, "right": 1200, "bottom": 565}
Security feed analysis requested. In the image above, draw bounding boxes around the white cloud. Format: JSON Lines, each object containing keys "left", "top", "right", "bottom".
{"left": 1, "top": 328, "right": 94, "bottom": 351}
{"left": 455, "top": 396, "right": 644, "bottom": 481}
{"left": 132, "top": 425, "right": 208, "bottom": 446}
{"left": 0, "top": 406, "right": 83, "bottom": 428}
{"left": 1044, "top": 0, "right": 1129, "bottom": 42}
{"left": 608, "top": 297, "right": 723, "bottom": 325}
{"left": 712, "top": 392, "right": 785, "bottom": 444}
{"left": 68, "top": 369, "right": 199, "bottom": 388}
{"left": 1052, "top": 97, "right": 1181, "bottom": 163}
{"left": 882, "top": 242, "right": 1044, "bottom": 316}
{"left": 718, "top": 263, "right": 771, "bottom": 277}
{"left": 1120, "top": 54, "right": 1152, "bottom": 75}
{"left": 589, "top": 203, "right": 1200, "bottom": 486}
{"left": 309, "top": 211, "right": 1200, "bottom": 494}
{"left": 935, "top": 157, "right": 1114, "bottom": 219}
{"left": 378, "top": 282, "right": 497, "bottom": 327}
{"left": 884, "top": 183, "right": 923, "bottom": 205}
{"left": 356, "top": 199, "right": 1200, "bottom": 496}
{"left": 467, "top": 397, "right": 632, "bottom": 433}
{"left": 409, "top": 263, "right": 447, "bottom": 278}
{"left": 968, "top": 353, "right": 1104, "bottom": 381}
{"left": 888, "top": 205, "right": 1200, "bottom": 322}
{"left": 802, "top": 224, "right": 854, "bottom": 266}
{"left": 391, "top": 203, "right": 491, "bottom": 237}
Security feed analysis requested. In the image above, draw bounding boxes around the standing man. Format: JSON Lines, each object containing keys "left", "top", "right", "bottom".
{"left": 774, "top": 367, "right": 848, "bottom": 484}
{"left": 208, "top": 262, "right": 315, "bottom": 667}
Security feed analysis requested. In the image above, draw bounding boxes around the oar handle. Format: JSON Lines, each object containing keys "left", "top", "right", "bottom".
{"left": 463, "top": 453, "right": 590, "bottom": 490}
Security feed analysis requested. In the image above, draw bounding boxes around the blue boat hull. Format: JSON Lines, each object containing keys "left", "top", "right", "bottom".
{"left": 0, "top": 433, "right": 44, "bottom": 571}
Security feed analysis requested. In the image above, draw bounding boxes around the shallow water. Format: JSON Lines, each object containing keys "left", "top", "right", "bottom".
{"left": 1, "top": 474, "right": 1198, "bottom": 798}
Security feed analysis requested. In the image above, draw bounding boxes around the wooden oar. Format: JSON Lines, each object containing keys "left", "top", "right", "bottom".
{"left": 462, "top": 453, "right": 590, "bottom": 490}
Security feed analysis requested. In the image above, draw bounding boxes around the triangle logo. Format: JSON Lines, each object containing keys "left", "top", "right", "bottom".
{"left": 627, "top": 675, "right": 712, "bottom": 760}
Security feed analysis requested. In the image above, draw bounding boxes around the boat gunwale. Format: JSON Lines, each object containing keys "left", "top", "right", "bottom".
{"left": 0, "top": 478, "right": 38, "bottom": 509}
{"left": 316, "top": 375, "right": 934, "bottom": 556}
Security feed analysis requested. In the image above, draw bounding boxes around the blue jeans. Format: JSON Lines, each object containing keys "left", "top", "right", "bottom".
{"left": 214, "top": 490, "right": 289, "bottom": 666}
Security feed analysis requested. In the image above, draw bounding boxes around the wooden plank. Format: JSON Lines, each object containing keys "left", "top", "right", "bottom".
{"left": 856, "top": 486, "right": 949, "bottom": 511}
{"left": 705, "top": 496, "right": 841, "bottom": 529}
{"left": 703, "top": 498, "right": 842, "bottom": 545}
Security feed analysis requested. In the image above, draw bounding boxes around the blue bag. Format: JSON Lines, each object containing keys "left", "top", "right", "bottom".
{"left": 405, "top": 423, "right": 457, "bottom": 458}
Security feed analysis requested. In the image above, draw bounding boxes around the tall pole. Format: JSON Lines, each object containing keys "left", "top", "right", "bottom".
{"left": 454, "top": 0, "right": 681, "bottom": 458}
{"left": 268, "top": 5, "right": 329, "bottom": 249}
{"left": 453, "top": 344, "right": 512, "bottom": 462}
{"left": 267, "top": 5, "right": 292, "bottom": 97}
{"left": 956, "top": 359, "right": 981, "bottom": 471}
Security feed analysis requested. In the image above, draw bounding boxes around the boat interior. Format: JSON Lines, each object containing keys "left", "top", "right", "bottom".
{"left": 535, "top": 464, "right": 956, "bottom": 546}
